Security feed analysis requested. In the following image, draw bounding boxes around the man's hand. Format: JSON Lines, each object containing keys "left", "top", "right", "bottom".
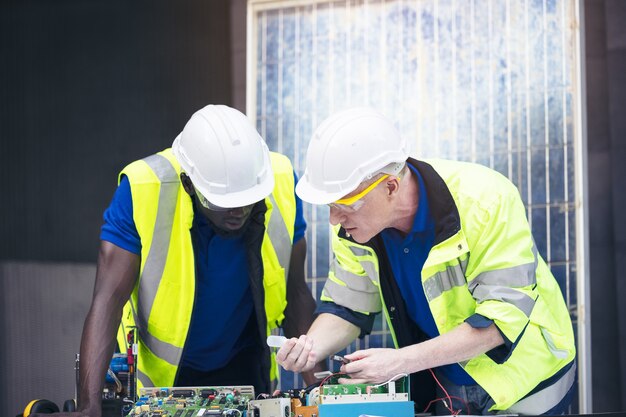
{"left": 276, "top": 335, "right": 317, "bottom": 373}
{"left": 335, "top": 323, "right": 506, "bottom": 385}
{"left": 337, "top": 348, "right": 406, "bottom": 384}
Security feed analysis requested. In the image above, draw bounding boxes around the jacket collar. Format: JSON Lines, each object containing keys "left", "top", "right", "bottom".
{"left": 408, "top": 158, "right": 461, "bottom": 246}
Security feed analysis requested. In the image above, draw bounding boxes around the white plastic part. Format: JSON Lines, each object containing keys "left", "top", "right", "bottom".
{"left": 314, "top": 371, "right": 333, "bottom": 380}
{"left": 172, "top": 105, "right": 274, "bottom": 208}
{"left": 296, "top": 107, "right": 410, "bottom": 205}
{"left": 266, "top": 335, "right": 287, "bottom": 348}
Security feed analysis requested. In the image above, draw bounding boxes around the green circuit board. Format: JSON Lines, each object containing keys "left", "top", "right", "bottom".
{"left": 126, "top": 386, "right": 254, "bottom": 417}
{"left": 321, "top": 383, "right": 388, "bottom": 396}
{"left": 320, "top": 376, "right": 409, "bottom": 397}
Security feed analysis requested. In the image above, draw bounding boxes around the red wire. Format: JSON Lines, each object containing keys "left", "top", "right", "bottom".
{"left": 423, "top": 396, "right": 470, "bottom": 415}
{"left": 425, "top": 368, "right": 470, "bottom": 415}
{"left": 319, "top": 372, "right": 348, "bottom": 389}
{"left": 428, "top": 368, "right": 454, "bottom": 414}
{"left": 423, "top": 397, "right": 447, "bottom": 413}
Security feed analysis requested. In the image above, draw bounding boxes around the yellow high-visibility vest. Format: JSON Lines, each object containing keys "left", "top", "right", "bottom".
{"left": 115, "top": 148, "right": 296, "bottom": 388}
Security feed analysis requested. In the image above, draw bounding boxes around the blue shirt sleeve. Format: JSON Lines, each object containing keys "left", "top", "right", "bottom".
{"left": 100, "top": 175, "right": 142, "bottom": 255}
{"left": 316, "top": 301, "right": 375, "bottom": 338}
{"left": 292, "top": 171, "right": 307, "bottom": 244}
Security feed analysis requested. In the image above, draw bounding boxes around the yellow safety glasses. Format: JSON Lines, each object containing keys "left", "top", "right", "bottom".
{"left": 328, "top": 174, "right": 390, "bottom": 212}
{"left": 196, "top": 189, "right": 231, "bottom": 211}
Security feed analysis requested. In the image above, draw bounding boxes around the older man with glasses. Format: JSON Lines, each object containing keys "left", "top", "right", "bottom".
{"left": 276, "top": 107, "right": 576, "bottom": 415}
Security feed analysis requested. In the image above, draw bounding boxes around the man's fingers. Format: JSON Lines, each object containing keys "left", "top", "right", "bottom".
{"left": 277, "top": 335, "right": 313, "bottom": 372}
{"left": 276, "top": 335, "right": 320, "bottom": 373}
{"left": 293, "top": 336, "right": 313, "bottom": 370}
{"left": 305, "top": 350, "right": 318, "bottom": 372}
{"left": 276, "top": 338, "right": 297, "bottom": 363}
{"left": 344, "top": 349, "right": 368, "bottom": 361}
{"left": 277, "top": 337, "right": 304, "bottom": 370}
{"left": 341, "top": 359, "right": 364, "bottom": 375}
{"left": 288, "top": 335, "right": 308, "bottom": 362}
{"left": 338, "top": 377, "right": 369, "bottom": 384}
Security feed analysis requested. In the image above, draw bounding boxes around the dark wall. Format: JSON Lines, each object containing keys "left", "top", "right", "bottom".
{"left": 0, "top": 263, "right": 96, "bottom": 416}
{"left": 0, "top": 0, "right": 232, "bottom": 263}
{"left": 585, "top": 0, "right": 626, "bottom": 412}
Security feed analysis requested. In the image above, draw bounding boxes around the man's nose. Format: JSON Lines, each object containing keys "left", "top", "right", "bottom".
{"left": 229, "top": 207, "right": 245, "bottom": 216}
{"left": 329, "top": 206, "right": 345, "bottom": 225}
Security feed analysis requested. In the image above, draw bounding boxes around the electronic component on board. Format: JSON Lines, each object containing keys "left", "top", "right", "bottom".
{"left": 248, "top": 397, "right": 291, "bottom": 417}
{"left": 126, "top": 386, "right": 254, "bottom": 416}
{"left": 331, "top": 355, "right": 351, "bottom": 365}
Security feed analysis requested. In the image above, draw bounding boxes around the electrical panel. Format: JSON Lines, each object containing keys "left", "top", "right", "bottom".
{"left": 125, "top": 386, "right": 254, "bottom": 417}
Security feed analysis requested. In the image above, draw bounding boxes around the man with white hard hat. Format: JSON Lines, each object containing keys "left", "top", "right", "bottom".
{"left": 277, "top": 107, "right": 576, "bottom": 415}
{"left": 64, "top": 105, "right": 317, "bottom": 417}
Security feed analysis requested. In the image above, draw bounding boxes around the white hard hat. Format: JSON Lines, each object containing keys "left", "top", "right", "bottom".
{"left": 296, "top": 107, "right": 410, "bottom": 205}
{"left": 172, "top": 105, "right": 274, "bottom": 208}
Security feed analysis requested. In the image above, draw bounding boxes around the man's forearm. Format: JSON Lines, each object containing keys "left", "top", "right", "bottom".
{"left": 399, "top": 322, "right": 504, "bottom": 374}
{"left": 307, "top": 313, "right": 360, "bottom": 360}
{"left": 77, "top": 302, "right": 121, "bottom": 412}
{"left": 78, "top": 241, "right": 140, "bottom": 414}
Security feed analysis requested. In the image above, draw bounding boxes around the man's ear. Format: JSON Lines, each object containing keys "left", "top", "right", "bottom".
{"left": 386, "top": 177, "right": 400, "bottom": 196}
{"left": 180, "top": 173, "right": 195, "bottom": 196}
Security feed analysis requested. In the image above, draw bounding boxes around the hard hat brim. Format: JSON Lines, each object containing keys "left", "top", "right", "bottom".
{"left": 195, "top": 176, "right": 275, "bottom": 208}
{"left": 295, "top": 175, "right": 351, "bottom": 205}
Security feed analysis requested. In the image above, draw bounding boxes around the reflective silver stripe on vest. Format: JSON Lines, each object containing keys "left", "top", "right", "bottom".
{"left": 267, "top": 194, "right": 292, "bottom": 277}
{"left": 541, "top": 328, "right": 571, "bottom": 359}
{"left": 137, "top": 369, "right": 155, "bottom": 388}
{"left": 325, "top": 241, "right": 381, "bottom": 311}
{"left": 423, "top": 260, "right": 468, "bottom": 302}
{"left": 129, "top": 301, "right": 181, "bottom": 367}
{"left": 468, "top": 245, "right": 538, "bottom": 293}
{"left": 472, "top": 285, "right": 536, "bottom": 317}
{"left": 349, "top": 245, "right": 370, "bottom": 257}
{"left": 132, "top": 153, "right": 184, "bottom": 366}
{"left": 345, "top": 244, "right": 379, "bottom": 284}
{"left": 331, "top": 262, "right": 380, "bottom": 293}
{"left": 322, "top": 278, "right": 382, "bottom": 313}
{"left": 135, "top": 322, "right": 181, "bottom": 366}
{"left": 507, "top": 362, "right": 576, "bottom": 414}
{"left": 467, "top": 245, "right": 538, "bottom": 316}
{"left": 468, "top": 261, "right": 538, "bottom": 293}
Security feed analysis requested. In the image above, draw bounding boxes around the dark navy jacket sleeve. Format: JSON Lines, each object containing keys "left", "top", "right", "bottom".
{"left": 465, "top": 313, "right": 513, "bottom": 363}
{"left": 316, "top": 301, "right": 376, "bottom": 338}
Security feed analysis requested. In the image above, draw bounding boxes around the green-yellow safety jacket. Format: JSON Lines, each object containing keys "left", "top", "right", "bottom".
{"left": 321, "top": 158, "right": 576, "bottom": 412}
{"left": 115, "top": 148, "right": 297, "bottom": 389}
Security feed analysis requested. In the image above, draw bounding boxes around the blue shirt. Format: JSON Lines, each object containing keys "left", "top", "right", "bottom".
{"left": 101, "top": 173, "right": 306, "bottom": 372}
{"left": 380, "top": 165, "right": 476, "bottom": 386}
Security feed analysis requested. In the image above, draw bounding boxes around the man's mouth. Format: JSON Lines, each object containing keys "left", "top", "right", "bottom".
{"left": 224, "top": 217, "right": 245, "bottom": 229}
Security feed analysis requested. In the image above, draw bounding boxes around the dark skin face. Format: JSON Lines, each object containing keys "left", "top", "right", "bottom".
{"left": 180, "top": 173, "right": 254, "bottom": 232}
